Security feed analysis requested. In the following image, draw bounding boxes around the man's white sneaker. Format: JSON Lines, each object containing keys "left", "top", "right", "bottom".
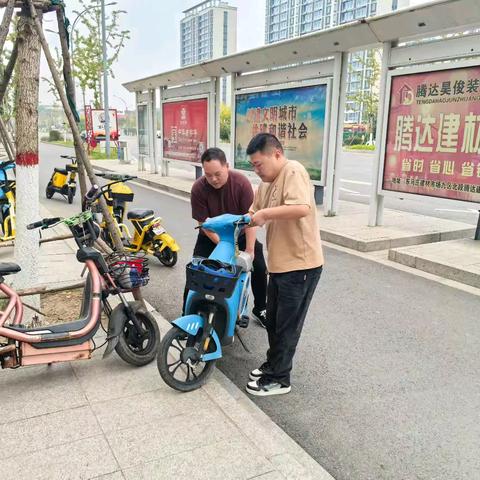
{"left": 246, "top": 378, "right": 291, "bottom": 397}
{"left": 249, "top": 362, "right": 271, "bottom": 381}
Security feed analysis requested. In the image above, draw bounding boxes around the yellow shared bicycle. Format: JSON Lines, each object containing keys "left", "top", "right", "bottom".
{"left": 93, "top": 173, "right": 180, "bottom": 267}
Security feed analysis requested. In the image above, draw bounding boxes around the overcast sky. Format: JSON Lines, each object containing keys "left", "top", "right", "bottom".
{"left": 41, "top": 0, "right": 266, "bottom": 109}
{"left": 40, "top": 0, "right": 430, "bottom": 110}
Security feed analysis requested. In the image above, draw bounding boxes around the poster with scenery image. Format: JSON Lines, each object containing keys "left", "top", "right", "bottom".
{"left": 234, "top": 83, "right": 328, "bottom": 182}
{"left": 162, "top": 98, "right": 208, "bottom": 163}
{"left": 383, "top": 64, "right": 480, "bottom": 203}
{"left": 91, "top": 109, "right": 119, "bottom": 139}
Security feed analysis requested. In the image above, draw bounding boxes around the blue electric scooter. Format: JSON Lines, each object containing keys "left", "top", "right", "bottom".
{"left": 157, "top": 213, "right": 252, "bottom": 392}
{"left": 0, "top": 160, "right": 16, "bottom": 241}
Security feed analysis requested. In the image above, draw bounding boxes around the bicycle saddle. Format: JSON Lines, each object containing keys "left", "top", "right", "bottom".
{"left": 0, "top": 263, "right": 21, "bottom": 275}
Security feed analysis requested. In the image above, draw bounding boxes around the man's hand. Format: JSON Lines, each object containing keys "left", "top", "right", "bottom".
{"left": 245, "top": 247, "right": 255, "bottom": 260}
{"left": 249, "top": 210, "right": 267, "bottom": 227}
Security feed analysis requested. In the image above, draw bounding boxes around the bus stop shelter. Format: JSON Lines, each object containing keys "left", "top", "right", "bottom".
{"left": 124, "top": 0, "right": 480, "bottom": 225}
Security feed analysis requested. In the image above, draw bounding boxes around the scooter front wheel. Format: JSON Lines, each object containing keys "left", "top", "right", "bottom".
{"left": 115, "top": 302, "right": 160, "bottom": 366}
{"left": 67, "top": 187, "right": 75, "bottom": 204}
{"left": 46, "top": 183, "right": 54, "bottom": 199}
{"left": 157, "top": 327, "right": 216, "bottom": 392}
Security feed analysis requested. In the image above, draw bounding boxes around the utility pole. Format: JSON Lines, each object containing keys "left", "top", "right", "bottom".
{"left": 101, "top": 0, "right": 110, "bottom": 157}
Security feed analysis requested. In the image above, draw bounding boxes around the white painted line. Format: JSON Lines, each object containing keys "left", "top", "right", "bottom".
{"left": 434, "top": 208, "right": 479, "bottom": 214}
{"left": 340, "top": 179, "right": 372, "bottom": 186}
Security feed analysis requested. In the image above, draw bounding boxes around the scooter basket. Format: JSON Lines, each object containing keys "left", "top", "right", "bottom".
{"left": 106, "top": 252, "right": 149, "bottom": 290}
{"left": 185, "top": 259, "right": 241, "bottom": 299}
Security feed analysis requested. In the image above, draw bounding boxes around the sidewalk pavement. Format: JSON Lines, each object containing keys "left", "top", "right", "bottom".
{"left": 0, "top": 212, "right": 334, "bottom": 479}
{"left": 91, "top": 159, "right": 479, "bottom": 287}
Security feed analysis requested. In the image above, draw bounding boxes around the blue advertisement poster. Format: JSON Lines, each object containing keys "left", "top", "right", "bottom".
{"left": 234, "top": 83, "right": 328, "bottom": 182}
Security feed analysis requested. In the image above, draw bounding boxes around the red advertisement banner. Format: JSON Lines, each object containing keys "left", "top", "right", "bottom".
{"left": 383, "top": 65, "right": 480, "bottom": 203}
{"left": 162, "top": 98, "right": 208, "bottom": 163}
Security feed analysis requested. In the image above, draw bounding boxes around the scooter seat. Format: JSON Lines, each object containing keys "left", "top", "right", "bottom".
{"left": 54, "top": 167, "right": 68, "bottom": 175}
{"left": 0, "top": 262, "right": 21, "bottom": 275}
{"left": 127, "top": 209, "right": 154, "bottom": 220}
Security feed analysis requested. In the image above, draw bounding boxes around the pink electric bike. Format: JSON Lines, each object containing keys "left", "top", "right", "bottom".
{"left": 0, "top": 185, "right": 160, "bottom": 370}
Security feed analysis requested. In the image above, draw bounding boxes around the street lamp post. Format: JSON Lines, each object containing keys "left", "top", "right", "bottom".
{"left": 68, "top": 1, "right": 116, "bottom": 123}
{"left": 101, "top": 0, "right": 111, "bottom": 157}
{"left": 69, "top": 2, "right": 117, "bottom": 74}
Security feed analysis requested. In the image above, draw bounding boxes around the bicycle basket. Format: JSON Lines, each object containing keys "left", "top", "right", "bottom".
{"left": 106, "top": 252, "right": 149, "bottom": 290}
{"left": 185, "top": 258, "right": 241, "bottom": 299}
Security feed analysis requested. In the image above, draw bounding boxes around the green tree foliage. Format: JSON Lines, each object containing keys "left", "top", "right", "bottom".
{"left": 347, "top": 49, "right": 381, "bottom": 141}
{"left": 72, "top": 0, "right": 130, "bottom": 108}
{"left": 220, "top": 103, "right": 231, "bottom": 142}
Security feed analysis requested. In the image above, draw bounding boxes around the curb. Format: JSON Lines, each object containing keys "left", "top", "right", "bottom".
{"left": 146, "top": 302, "right": 335, "bottom": 480}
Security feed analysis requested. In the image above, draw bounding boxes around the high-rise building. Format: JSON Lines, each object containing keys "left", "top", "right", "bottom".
{"left": 265, "top": 0, "right": 410, "bottom": 123}
{"left": 180, "top": 0, "right": 237, "bottom": 103}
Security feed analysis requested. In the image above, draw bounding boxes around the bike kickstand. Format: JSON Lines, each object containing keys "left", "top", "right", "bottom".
{"left": 235, "top": 327, "right": 251, "bottom": 354}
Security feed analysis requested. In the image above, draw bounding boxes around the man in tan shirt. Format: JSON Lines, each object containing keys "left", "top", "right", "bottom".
{"left": 246, "top": 133, "right": 323, "bottom": 396}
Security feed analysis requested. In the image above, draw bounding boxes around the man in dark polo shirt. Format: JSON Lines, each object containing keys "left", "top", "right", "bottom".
{"left": 184, "top": 147, "right": 267, "bottom": 326}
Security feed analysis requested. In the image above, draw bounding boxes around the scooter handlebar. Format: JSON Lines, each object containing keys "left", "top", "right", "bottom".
{"left": 85, "top": 184, "right": 100, "bottom": 201}
{"left": 27, "top": 217, "right": 62, "bottom": 230}
{"left": 235, "top": 214, "right": 251, "bottom": 226}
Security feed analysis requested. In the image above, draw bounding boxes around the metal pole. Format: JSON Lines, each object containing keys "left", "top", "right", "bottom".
{"left": 158, "top": 86, "right": 167, "bottom": 176}
{"left": 230, "top": 73, "right": 236, "bottom": 168}
{"left": 475, "top": 211, "right": 480, "bottom": 241}
{"left": 101, "top": 0, "right": 110, "bottom": 157}
{"left": 329, "top": 52, "right": 349, "bottom": 216}
{"left": 324, "top": 52, "right": 342, "bottom": 216}
{"left": 148, "top": 88, "right": 157, "bottom": 174}
{"left": 368, "top": 42, "right": 391, "bottom": 227}
{"left": 208, "top": 77, "right": 217, "bottom": 149}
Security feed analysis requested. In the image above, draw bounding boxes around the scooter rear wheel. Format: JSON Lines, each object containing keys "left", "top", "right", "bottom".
{"left": 115, "top": 302, "right": 160, "bottom": 366}
{"left": 157, "top": 327, "right": 216, "bottom": 392}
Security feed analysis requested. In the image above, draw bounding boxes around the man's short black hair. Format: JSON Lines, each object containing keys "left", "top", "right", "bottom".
{"left": 201, "top": 147, "right": 227, "bottom": 165}
{"left": 246, "top": 133, "right": 284, "bottom": 156}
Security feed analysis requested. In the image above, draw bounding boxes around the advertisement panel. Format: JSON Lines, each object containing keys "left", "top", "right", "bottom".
{"left": 162, "top": 98, "right": 208, "bottom": 163}
{"left": 91, "top": 109, "right": 119, "bottom": 139}
{"left": 234, "top": 83, "right": 328, "bottom": 182}
{"left": 383, "top": 64, "right": 480, "bottom": 204}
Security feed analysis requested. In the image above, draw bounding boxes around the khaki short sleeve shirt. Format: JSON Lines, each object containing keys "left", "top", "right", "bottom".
{"left": 251, "top": 160, "right": 324, "bottom": 273}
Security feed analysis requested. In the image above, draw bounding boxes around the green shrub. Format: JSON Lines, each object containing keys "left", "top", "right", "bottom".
{"left": 49, "top": 130, "right": 62, "bottom": 142}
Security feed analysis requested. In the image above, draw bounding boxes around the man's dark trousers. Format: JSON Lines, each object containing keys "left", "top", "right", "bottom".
{"left": 264, "top": 266, "right": 322, "bottom": 387}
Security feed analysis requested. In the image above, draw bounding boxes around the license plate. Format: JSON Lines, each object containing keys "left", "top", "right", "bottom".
{"left": 153, "top": 224, "right": 165, "bottom": 235}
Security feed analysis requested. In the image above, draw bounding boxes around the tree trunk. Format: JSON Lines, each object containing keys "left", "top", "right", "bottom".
{"left": 27, "top": 0, "right": 144, "bottom": 307}
{"left": 14, "top": 6, "right": 42, "bottom": 305}
{"left": 26, "top": 0, "right": 124, "bottom": 253}
{"left": 56, "top": 8, "right": 87, "bottom": 198}
{"left": 0, "top": 0, "right": 15, "bottom": 56}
